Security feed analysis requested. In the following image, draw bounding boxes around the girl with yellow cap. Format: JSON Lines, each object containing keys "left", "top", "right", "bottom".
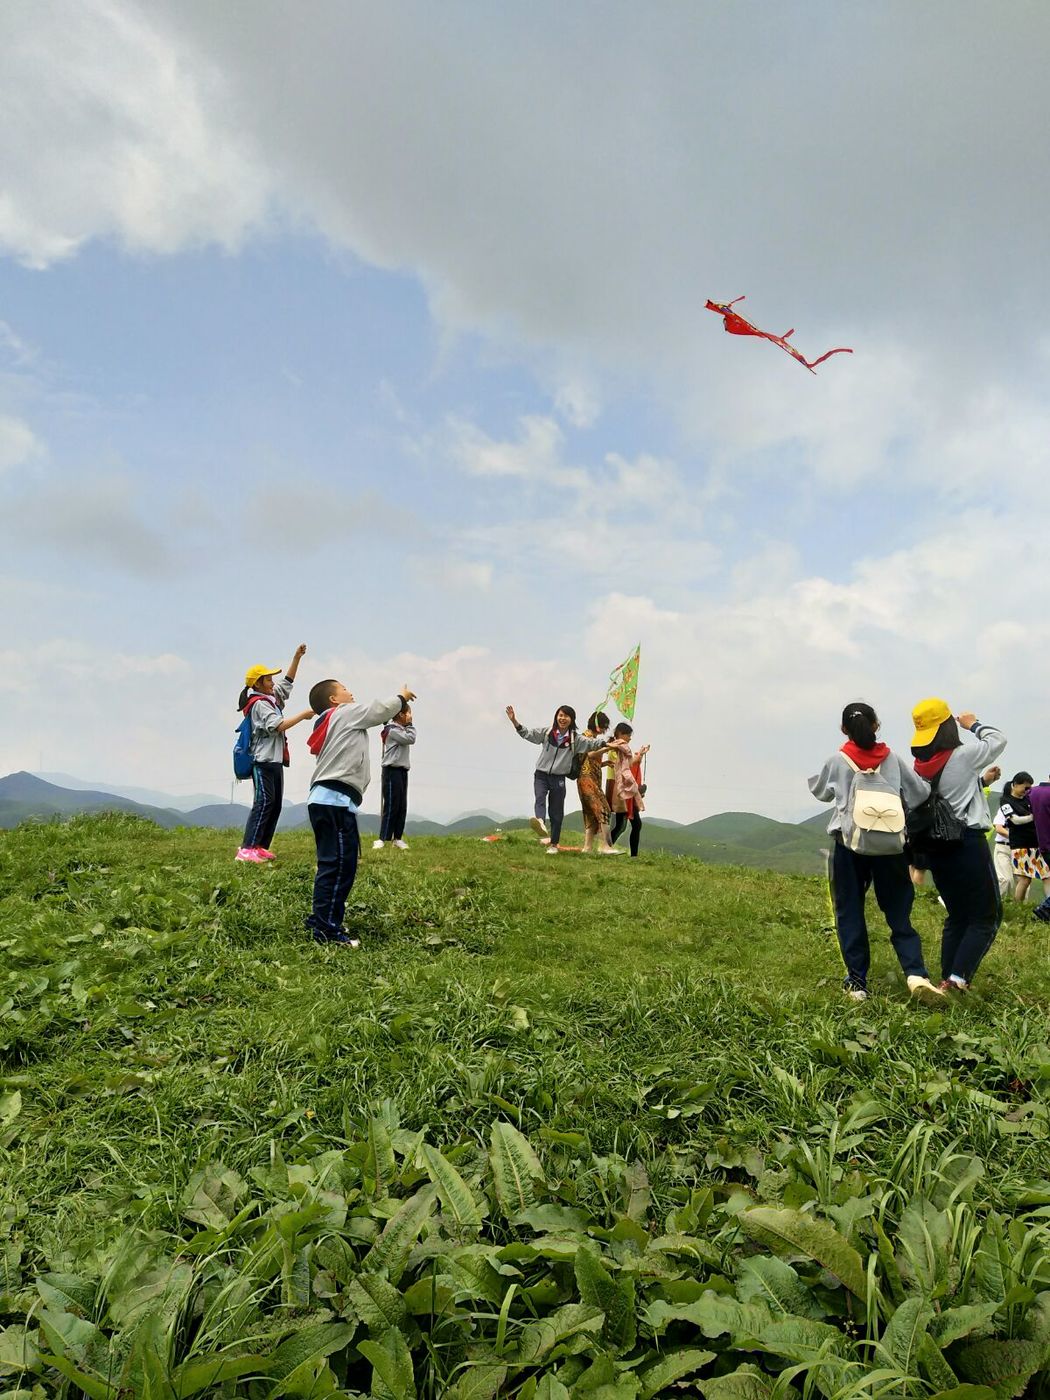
{"left": 235, "top": 643, "right": 313, "bottom": 863}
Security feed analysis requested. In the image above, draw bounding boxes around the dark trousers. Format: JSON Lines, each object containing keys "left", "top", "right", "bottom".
{"left": 534, "top": 771, "right": 567, "bottom": 844}
{"left": 307, "top": 804, "right": 360, "bottom": 938}
{"left": 243, "top": 762, "right": 284, "bottom": 850}
{"left": 925, "top": 829, "right": 1002, "bottom": 983}
{"left": 611, "top": 811, "right": 643, "bottom": 856}
{"left": 379, "top": 767, "right": 409, "bottom": 841}
{"left": 828, "top": 843, "right": 928, "bottom": 988}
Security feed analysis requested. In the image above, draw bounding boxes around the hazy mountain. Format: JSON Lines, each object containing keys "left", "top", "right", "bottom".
{"left": 35, "top": 772, "right": 227, "bottom": 812}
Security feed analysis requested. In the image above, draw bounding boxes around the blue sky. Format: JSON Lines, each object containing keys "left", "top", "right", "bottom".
{"left": 2, "top": 1, "right": 1049, "bottom": 822}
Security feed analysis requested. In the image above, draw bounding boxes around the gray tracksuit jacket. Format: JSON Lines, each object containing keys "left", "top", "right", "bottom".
{"left": 310, "top": 695, "right": 403, "bottom": 799}
{"left": 247, "top": 676, "right": 294, "bottom": 764}
{"left": 809, "top": 750, "right": 930, "bottom": 837}
{"left": 381, "top": 721, "right": 416, "bottom": 769}
{"left": 920, "top": 722, "right": 1007, "bottom": 830}
{"left": 515, "top": 723, "right": 606, "bottom": 776}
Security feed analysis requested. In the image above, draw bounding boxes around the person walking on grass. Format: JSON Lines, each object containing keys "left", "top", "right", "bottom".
{"left": 578, "top": 711, "right": 621, "bottom": 855}
{"left": 235, "top": 645, "right": 313, "bottom": 864}
{"left": 909, "top": 698, "right": 1007, "bottom": 994}
{"left": 374, "top": 703, "right": 416, "bottom": 851}
{"left": 305, "top": 677, "right": 416, "bottom": 946}
{"left": 608, "top": 724, "right": 649, "bottom": 858}
{"left": 1026, "top": 775, "right": 1050, "bottom": 923}
{"left": 809, "top": 701, "right": 945, "bottom": 1006}
{"left": 998, "top": 771, "right": 1050, "bottom": 903}
{"left": 505, "top": 703, "right": 607, "bottom": 855}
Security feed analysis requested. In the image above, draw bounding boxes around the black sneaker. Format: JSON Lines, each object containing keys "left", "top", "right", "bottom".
{"left": 312, "top": 930, "right": 361, "bottom": 948}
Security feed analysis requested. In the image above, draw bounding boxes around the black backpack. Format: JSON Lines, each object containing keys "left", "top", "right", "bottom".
{"left": 907, "top": 767, "right": 966, "bottom": 849}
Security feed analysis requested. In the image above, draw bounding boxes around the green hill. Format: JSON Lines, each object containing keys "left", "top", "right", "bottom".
{"left": 1, "top": 816, "right": 1047, "bottom": 1395}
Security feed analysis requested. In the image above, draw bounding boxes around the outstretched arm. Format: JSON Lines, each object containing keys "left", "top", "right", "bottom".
{"left": 285, "top": 643, "right": 307, "bottom": 681}
{"left": 277, "top": 708, "right": 314, "bottom": 734}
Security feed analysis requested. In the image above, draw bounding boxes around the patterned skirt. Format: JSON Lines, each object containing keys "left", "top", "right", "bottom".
{"left": 1011, "top": 847, "right": 1050, "bottom": 880}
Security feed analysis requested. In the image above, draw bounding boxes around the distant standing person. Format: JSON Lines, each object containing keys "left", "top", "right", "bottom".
{"left": 909, "top": 698, "right": 1007, "bottom": 993}
{"left": 306, "top": 677, "right": 416, "bottom": 944}
{"left": 505, "top": 703, "right": 607, "bottom": 855}
{"left": 992, "top": 790, "right": 1015, "bottom": 899}
{"left": 236, "top": 645, "right": 312, "bottom": 864}
{"left": 578, "top": 712, "right": 620, "bottom": 855}
{"left": 1026, "top": 775, "right": 1050, "bottom": 923}
{"left": 809, "top": 701, "right": 944, "bottom": 1005}
{"left": 999, "top": 771, "right": 1049, "bottom": 902}
{"left": 608, "top": 724, "right": 649, "bottom": 858}
{"left": 374, "top": 703, "right": 416, "bottom": 851}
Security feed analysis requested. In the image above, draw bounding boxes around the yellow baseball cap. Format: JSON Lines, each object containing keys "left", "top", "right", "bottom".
{"left": 245, "top": 663, "right": 282, "bottom": 687}
{"left": 911, "top": 697, "right": 952, "bottom": 747}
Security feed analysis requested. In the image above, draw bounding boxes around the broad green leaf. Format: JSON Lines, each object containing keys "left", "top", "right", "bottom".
{"left": 358, "top": 1325, "right": 416, "bottom": 1400}
{"left": 756, "top": 1316, "right": 851, "bottom": 1363}
{"left": 362, "top": 1186, "right": 436, "bottom": 1285}
{"left": 442, "top": 1362, "right": 507, "bottom": 1400}
{"left": 918, "top": 1335, "right": 959, "bottom": 1392}
{"left": 736, "top": 1256, "right": 826, "bottom": 1319}
{"left": 421, "top": 1144, "right": 483, "bottom": 1226}
{"left": 897, "top": 1198, "right": 951, "bottom": 1297}
{"left": 570, "top": 1353, "right": 639, "bottom": 1400}
{"left": 645, "top": 1292, "right": 771, "bottom": 1341}
{"left": 179, "top": 1162, "right": 247, "bottom": 1230}
{"left": 489, "top": 1121, "right": 545, "bottom": 1214}
{"left": 954, "top": 1339, "right": 1049, "bottom": 1400}
{"left": 738, "top": 1207, "right": 867, "bottom": 1299}
{"left": 879, "top": 1297, "right": 934, "bottom": 1373}
{"left": 0, "top": 1324, "right": 39, "bottom": 1376}
{"left": 169, "top": 1352, "right": 274, "bottom": 1395}
{"left": 518, "top": 1303, "right": 604, "bottom": 1364}
{"left": 346, "top": 1272, "right": 407, "bottom": 1332}
{"left": 929, "top": 1303, "right": 1000, "bottom": 1347}
{"left": 444, "top": 1248, "right": 506, "bottom": 1306}
{"left": 535, "top": 1378, "right": 571, "bottom": 1400}
{"left": 39, "top": 1351, "right": 115, "bottom": 1400}
{"left": 699, "top": 1366, "right": 773, "bottom": 1400}
{"left": 638, "top": 1347, "right": 715, "bottom": 1399}
{"left": 36, "top": 1274, "right": 96, "bottom": 1315}
{"left": 516, "top": 1204, "right": 593, "bottom": 1233}
{"left": 266, "top": 1321, "right": 356, "bottom": 1397}
{"left": 575, "top": 1244, "right": 636, "bottom": 1352}
{"left": 366, "top": 1117, "right": 398, "bottom": 1198}
{"left": 37, "top": 1307, "right": 105, "bottom": 1365}
{"left": 0, "top": 1090, "right": 21, "bottom": 1127}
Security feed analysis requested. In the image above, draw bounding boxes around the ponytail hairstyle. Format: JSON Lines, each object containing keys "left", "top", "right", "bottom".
{"left": 236, "top": 686, "right": 250, "bottom": 712}
{"left": 841, "top": 701, "right": 879, "bottom": 749}
{"left": 587, "top": 710, "right": 610, "bottom": 734}
{"left": 550, "top": 704, "right": 578, "bottom": 747}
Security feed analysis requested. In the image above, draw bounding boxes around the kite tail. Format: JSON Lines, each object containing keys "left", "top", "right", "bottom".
{"left": 802, "top": 346, "right": 854, "bottom": 370}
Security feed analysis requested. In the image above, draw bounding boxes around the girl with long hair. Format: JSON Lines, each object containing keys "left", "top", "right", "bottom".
{"left": 505, "top": 702, "right": 607, "bottom": 855}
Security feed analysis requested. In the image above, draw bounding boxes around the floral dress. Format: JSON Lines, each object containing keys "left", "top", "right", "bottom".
{"left": 577, "top": 731, "right": 611, "bottom": 831}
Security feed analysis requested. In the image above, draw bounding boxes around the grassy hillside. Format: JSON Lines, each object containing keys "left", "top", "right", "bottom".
{"left": 0, "top": 816, "right": 1048, "bottom": 1395}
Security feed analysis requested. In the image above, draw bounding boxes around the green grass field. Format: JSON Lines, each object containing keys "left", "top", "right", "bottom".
{"left": 1, "top": 816, "right": 1048, "bottom": 1397}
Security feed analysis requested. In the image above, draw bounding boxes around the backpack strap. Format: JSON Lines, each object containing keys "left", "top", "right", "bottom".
{"left": 841, "top": 755, "right": 882, "bottom": 776}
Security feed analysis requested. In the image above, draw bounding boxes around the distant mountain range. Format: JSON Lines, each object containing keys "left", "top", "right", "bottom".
{"left": 0, "top": 771, "right": 833, "bottom": 873}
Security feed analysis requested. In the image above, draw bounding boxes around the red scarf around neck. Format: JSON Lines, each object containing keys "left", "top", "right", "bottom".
{"left": 914, "top": 749, "right": 953, "bottom": 780}
{"left": 841, "top": 740, "right": 890, "bottom": 771}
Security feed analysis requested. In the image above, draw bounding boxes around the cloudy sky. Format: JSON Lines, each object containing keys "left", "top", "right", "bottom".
{"left": 1, "top": 1, "right": 1048, "bottom": 822}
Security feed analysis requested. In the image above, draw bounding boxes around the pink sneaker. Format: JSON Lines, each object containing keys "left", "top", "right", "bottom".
{"left": 235, "top": 848, "right": 267, "bottom": 863}
{"left": 256, "top": 849, "right": 277, "bottom": 860}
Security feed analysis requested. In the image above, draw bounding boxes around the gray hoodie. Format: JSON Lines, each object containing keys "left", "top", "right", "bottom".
{"left": 809, "top": 749, "right": 930, "bottom": 836}
{"left": 918, "top": 722, "right": 1006, "bottom": 830}
{"left": 515, "top": 723, "right": 606, "bottom": 776}
{"left": 248, "top": 676, "right": 294, "bottom": 764}
{"left": 310, "top": 695, "right": 403, "bottom": 800}
{"left": 382, "top": 721, "right": 416, "bottom": 770}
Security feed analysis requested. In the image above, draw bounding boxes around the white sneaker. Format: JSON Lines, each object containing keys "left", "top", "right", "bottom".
{"left": 529, "top": 816, "right": 548, "bottom": 838}
{"left": 907, "top": 975, "right": 947, "bottom": 1006}
{"left": 599, "top": 846, "right": 625, "bottom": 855}
{"left": 545, "top": 845, "right": 560, "bottom": 855}
{"left": 393, "top": 839, "right": 409, "bottom": 850}
{"left": 372, "top": 839, "right": 385, "bottom": 850}
{"left": 539, "top": 836, "right": 552, "bottom": 846}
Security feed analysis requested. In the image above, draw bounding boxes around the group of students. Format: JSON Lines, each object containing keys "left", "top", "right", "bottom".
{"left": 504, "top": 704, "right": 650, "bottom": 856}
{"left": 809, "top": 695, "right": 1046, "bottom": 1004}
{"left": 234, "top": 645, "right": 418, "bottom": 945}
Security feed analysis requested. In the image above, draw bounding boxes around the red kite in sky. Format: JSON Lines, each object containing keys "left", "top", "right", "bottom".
{"left": 706, "top": 297, "right": 853, "bottom": 373}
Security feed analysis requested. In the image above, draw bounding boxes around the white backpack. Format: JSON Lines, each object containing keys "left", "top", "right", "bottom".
{"left": 841, "top": 756, "right": 906, "bottom": 855}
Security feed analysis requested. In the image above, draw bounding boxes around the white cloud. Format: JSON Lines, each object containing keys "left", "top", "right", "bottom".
{"left": 1, "top": 472, "right": 178, "bottom": 574}
{"left": 0, "top": 414, "right": 43, "bottom": 472}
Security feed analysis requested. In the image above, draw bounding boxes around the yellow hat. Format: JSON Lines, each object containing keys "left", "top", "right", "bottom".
{"left": 911, "top": 697, "right": 952, "bottom": 747}
{"left": 245, "top": 663, "right": 282, "bottom": 687}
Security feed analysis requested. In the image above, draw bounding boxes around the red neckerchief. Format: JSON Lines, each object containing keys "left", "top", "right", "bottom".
{"left": 841, "top": 740, "right": 890, "bottom": 771}
{"left": 549, "top": 728, "right": 572, "bottom": 747}
{"left": 308, "top": 707, "right": 336, "bottom": 756}
{"left": 245, "top": 692, "right": 291, "bottom": 767}
{"left": 914, "top": 749, "right": 953, "bottom": 780}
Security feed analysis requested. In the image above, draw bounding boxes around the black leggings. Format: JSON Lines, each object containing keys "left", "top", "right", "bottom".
{"left": 611, "top": 811, "right": 642, "bottom": 856}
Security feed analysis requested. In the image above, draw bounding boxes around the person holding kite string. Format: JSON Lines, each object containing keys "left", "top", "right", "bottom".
{"left": 505, "top": 703, "right": 607, "bottom": 855}
{"left": 608, "top": 724, "right": 649, "bottom": 858}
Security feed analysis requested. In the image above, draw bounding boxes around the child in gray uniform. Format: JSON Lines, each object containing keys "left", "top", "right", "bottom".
{"left": 375, "top": 704, "right": 416, "bottom": 850}
{"left": 236, "top": 645, "right": 312, "bottom": 863}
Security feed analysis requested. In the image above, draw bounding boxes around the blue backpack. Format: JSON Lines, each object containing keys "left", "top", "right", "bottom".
{"left": 233, "top": 696, "right": 267, "bottom": 780}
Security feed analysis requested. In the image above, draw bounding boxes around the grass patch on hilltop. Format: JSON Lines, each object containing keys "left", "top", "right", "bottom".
{"left": 0, "top": 815, "right": 1048, "bottom": 1396}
